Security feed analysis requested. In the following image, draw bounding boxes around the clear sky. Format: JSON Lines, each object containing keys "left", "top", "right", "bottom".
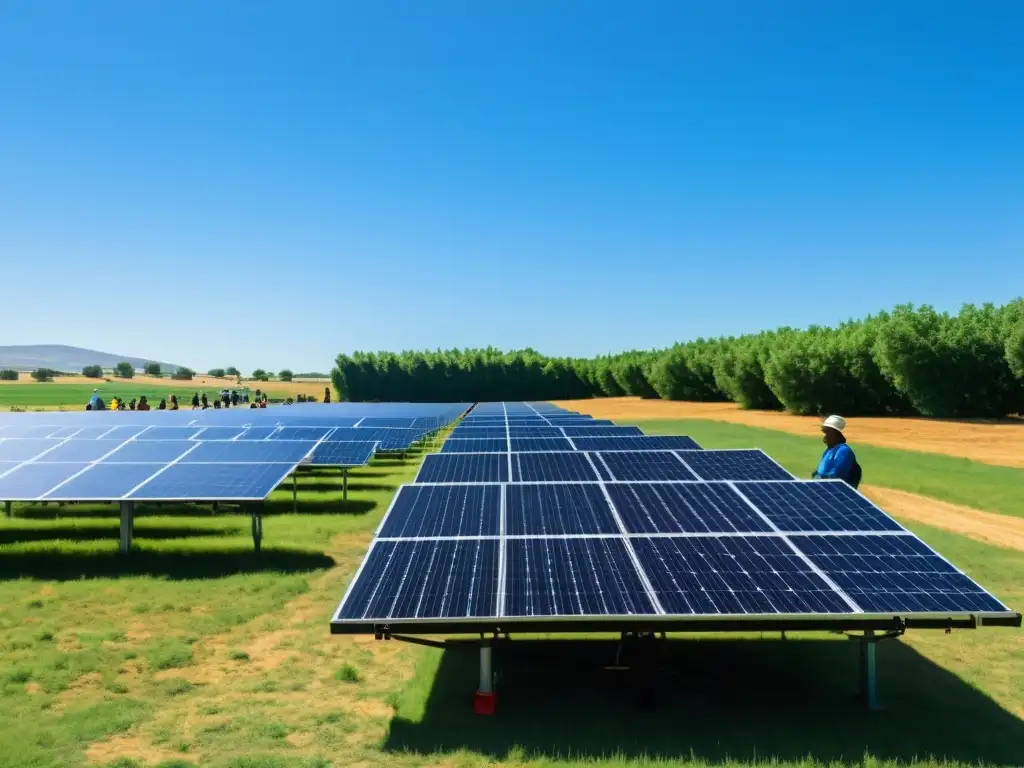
{"left": 1, "top": 2, "right": 1022, "bottom": 374}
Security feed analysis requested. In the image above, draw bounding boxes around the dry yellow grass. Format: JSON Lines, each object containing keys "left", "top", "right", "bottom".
{"left": 554, "top": 397, "right": 1024, "bottom": 469}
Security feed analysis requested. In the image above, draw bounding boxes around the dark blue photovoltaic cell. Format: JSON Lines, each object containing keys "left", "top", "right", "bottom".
{"left": 510, "top": 452, "right": 602, "bottom": 482}
{"left": 184, "top": 440, "right": 316, "bottom": 463}
{"left": 235, "top": 427, "right": 281, "bottom": 441}
{"left": 101, "top": 426, "right": 153, "bottom": 441}
{"left": 608, "top": 482, "right": 773, "bottom": 534}
{"left": 379, "top": 485, "right": 501, "bottom": 538}
{"left": 0, "top": 462, "right": 20, "bottom": 475}
{"left": 440, "top": 438, "right": 508, "bottom": 454}
{"left": 34, "top": 439, "right": 127, "bottom": 463}
{"left": 504, "top": 538, "right": 656, "bottom": 617}
{"left": 560, "top": 426, "right": 644, "bottom": 437}
{"left": 507, "top": 427, "right": 565, "bottom": 439}
{"left": 50, "top": 426, "right": 120, "bottom": 440}
{"left": 128, "top": 462, "right": 295, "bottom": 499}
{"left": 193, "top": 427, "right": 247, "bottom": 440}
{"left": 46, "top": 463, "right": 165, "bottom": 500}
{"left": 511, "top": 437, "right": 575, "bottom": 452}
{"left": 506, "top": 484, "right": 618, "bottom": 535}
{"left": 633, "top": 536, "right": 854, "bottom": 615}
{"left": 570, "top": 435, "right": 703, "bottom": 452}
{"left": 736, "top": 481, "right": 902, "bottom": 532}
{"left": 596, "top": 451, "right": 697, "bottom": 481}
{"left": 377, "top": 429, "right": 425, "bottom": 450}
{"left": 136, "top": 426, "right": 203, "bottom": 440}
{"left": 272, "top": 427, "right": 333, "bottom": 441}
{"left": 678, "top": 450, "right": 792, "bottom": 481}
{"left": 546, "top": 419, "right": 614, "bottom": 427}
{"left": 0, "top": 425, "right": 64, "bottom": 438}
{"left": 0, "top": 439, "right": 62, "bottom": 461}
{"left": 0, "top": 462, "right": 88, "bottom": 499}
{"left": 102, "top": 441, "right": 196, "bottom": 463}
{"left": 48, "top": 426, "right": 88, "bottom": 439}
{"left": 359, "top": 418, "right": 418, "bottom": 428}
{"left": 416, "top": 453, "right": 509, "bottom": 483}
{"left": 338, "top": 539, "right": 500, "bottom": 620}
{"left": 310, "top": 441, "right": 377, "bottom": 466}
{"left": 796, "top": 535, "right": 1009, "bottom": 614}
{"left": 449, "top": 427, "right": 508, "bottom": 439}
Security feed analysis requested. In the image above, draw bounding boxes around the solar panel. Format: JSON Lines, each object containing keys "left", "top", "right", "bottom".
{"left": 449, "top": 427, "right": 508, "bottom": 439}
{"left": 506, "top": 484, "right": 619, "bottom": 535}
{"left": 102, "top": 440, "right": 197, "bottom": 463}
{"left": 608, "top": 482, "right": 772, "bottom": 534}
{"left": 0, "top": 439, "right": 63, "bottom": 461}
{"left": 184, "top": 440, "right": 317, "bottom": 463}
{"left": 336, "top": 539, "right": 500, "bottom": 621}
{"left": 560, "top": 426, "right": 644, "bottom": 437}
{"left": 735, "top": 480, "right": 903, "bottom": 532}
{"left": 310, "top": 441, "right": 378, "bottom": 467}
{"left": 127, "top": 462, "right": 296, "bottom": 501}
{"left": 678, "top": 449, "right": 792, "bottom": 481}
{"left": 235, "top": 427, "right": 282, "bottom": 441}
{"left": 440, "top": 438, "right": 508, "bottom": 454}
{"left": 510, "top": 437, "right": 575, "bottom": 452}
{"left": 43, "top": 463, "right": 163, "bottom": 501}
{"left": 415, "top": 453, "right": 509, "bottom": 483}
{"left": 595, "top": 451, "right": 697, "bottom": 481}
{"left": 570, "top": 435, "right": 702, "bottom": 451}
{"left": 34, "top": 439, "right": 128, "bottom": 463}
{"left": 507, "top": 427, "right": 566, "bottom": 439}
{"left": 378, "top": 485, "right": 501, "bottom": 538}
{"left": 510, "top": 452, "right": 602, "bottom": 482}
{"left": 0, "top": 463, "right": 90, "bottom": 500}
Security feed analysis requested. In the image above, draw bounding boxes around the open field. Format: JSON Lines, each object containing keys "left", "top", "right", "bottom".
{"left": 0, "top": 374, "right": 331, "bottom": 409}
{"left": 555, "top": 398, "right": 1024, "bottom": 469}
{"left": 0, "top": 417, "right": 1022, "bottom": 767}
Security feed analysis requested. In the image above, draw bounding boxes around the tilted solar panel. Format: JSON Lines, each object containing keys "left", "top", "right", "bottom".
{"left": 415, "top": 453, "right": 509, "bottom": 484}
{"left": 440, "top": 438, "right": 508, "bottom": 454}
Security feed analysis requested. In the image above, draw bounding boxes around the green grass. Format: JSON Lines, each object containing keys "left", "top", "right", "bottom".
{"left": 1, "top": 430, "right": 1022, "bottom": 767}
{"left": 0, "top": 380, "right": 253, "bottom": 409}
{"left": 634, "top": 418, "right": 1024, "bottom": 518}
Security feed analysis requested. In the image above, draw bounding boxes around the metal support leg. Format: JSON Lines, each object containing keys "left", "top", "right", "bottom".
{"left": 3, "top": 500, "right": 10, "bottom": 518}
{"left": 292, "top": 474, "right": 298, "bottom": 514}
{"left": 343, "top": 468, "right": 348, "bottom": 501}
{"left": 212, "top": 501, "right": 219, "bottom": 515}
{"left": 860, "top": 629, "right": 880, "bottom": 710}
{"left": 479, "top": 640, "right": 493, "bottom": 693}
{"left": 119, "top": 501, "right": 134, "bottom": 554}
{"left": 251, "top": 507, "right": 263, "bottom": 553}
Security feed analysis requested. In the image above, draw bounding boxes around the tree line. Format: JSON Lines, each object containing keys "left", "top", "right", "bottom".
{"left": 331, "top": 299, "right": 1024, "bottom": 418}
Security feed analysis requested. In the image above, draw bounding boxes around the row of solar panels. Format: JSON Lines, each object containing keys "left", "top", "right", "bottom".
{"left": 416, "top": 449, "right": 791, "bottom": 484}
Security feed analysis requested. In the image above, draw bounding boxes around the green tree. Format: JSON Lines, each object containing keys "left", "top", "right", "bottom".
{"left": 252, "top": 369, "right": 270, "bottom": 382}
{"left": 143, "top": 363, "right": 162, "bottom": 377}
{"left": 30, "top": 368, "right": 55, "bottom": 382}
{"left": 81, "top": 365, "right": 103, "bottom": 379}
{"left": 0, "top": 369, "right": 18, "bottom": 381}
{"left": 207, "top": 368, "right": 226, "bottom": 378}
{"left": 278, "top": 369, "right": 294, "bottom": 382}
{"left": 225, "top": 366, "right": 240, "bottom": 377}
{"left": 114, "top": 362, "right": 135, "bottom": 379}
{"left": 170, "top": 367, "right": 195, "bottom": 381}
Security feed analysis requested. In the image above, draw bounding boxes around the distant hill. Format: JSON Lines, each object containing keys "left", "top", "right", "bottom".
{"left": 0, "top": 345, "right": 185, "bottom": 373}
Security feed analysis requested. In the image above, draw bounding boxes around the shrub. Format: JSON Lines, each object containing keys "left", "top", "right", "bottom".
{"left": 225, "top": 366, "right": 240, "bottom": 376}
{"left": 0, "top": 369, "right": 18, "bottom": 381}
{"left": 251, "top": 369, "right": 270, "bottom": 382}
{"left": 81, "top": 364, "right": 103, "bottom": 378}
{"left": 334, "top": 664, "right": 360, "bottom": 683}
{"left": 114, "top": 362, "right": 135, "bottom": 379}
{"left": 30, "top": 368, "right": 55, "bottom": 382}
{"left": 207, "top": 368, "right": 226, "bottom": 378}
{"left": 278, "top": 369, "right": 293, "bottom": 382}
{"left": 170, "top": 367, "right": 195, "bottom": 381}
{"left": 143, "top": 363, "right": 161, "bottom": 377}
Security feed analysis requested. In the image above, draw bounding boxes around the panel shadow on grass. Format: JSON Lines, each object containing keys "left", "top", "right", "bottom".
{"left": 384, "top": 637, "right": 1024, "bottom": 767}
{"left": 0, "top": 546, "right": 334, "bottom": 581}
{"left": 0, "top": 524, "right": 239, "bottom": 545}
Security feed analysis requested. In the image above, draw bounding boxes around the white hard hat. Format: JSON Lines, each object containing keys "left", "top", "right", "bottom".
{"left": 822, "top": 415, "right": 847, "bottom": 434}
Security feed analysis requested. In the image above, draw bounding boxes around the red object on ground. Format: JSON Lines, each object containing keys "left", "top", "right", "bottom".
{"left": 473, "top": 691, "right": 497, "bottom": 715}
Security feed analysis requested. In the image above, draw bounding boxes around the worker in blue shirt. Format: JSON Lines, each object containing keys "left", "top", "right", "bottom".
{"left": 813, "top": 415, "right": 861, "bottom": 487}
{"left": 88, "top": 389, "right": 101, "bottom": 410}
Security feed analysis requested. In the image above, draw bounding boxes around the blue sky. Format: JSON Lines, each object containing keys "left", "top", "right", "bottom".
{"left": 1, "top": 2, "right": 1022, "bottom": 373}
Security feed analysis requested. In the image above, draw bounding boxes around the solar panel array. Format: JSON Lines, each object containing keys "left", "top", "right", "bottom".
{"left": 0, "top": 403, "right": 469, "bottom": 503}
{"left": 332, "top": 402, "right": 1019, "bottom": 633}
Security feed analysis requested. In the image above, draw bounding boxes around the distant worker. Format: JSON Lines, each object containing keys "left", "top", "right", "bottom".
{"left": 157, "top": 398, "right": 167, "bottom": 411}
{"left": 324, "top": 386, "right": 331, "bottom": 404}
{"left": 812, "top": 415, "right": 861, "bottom": 488}
{"left": 169, "top": 394, "right": 179, "bottom": 410}
{"left": 88, "top": 388, "right": 101, "bottom": 409}
{"left": 230, "top": 390, "right": 239, "bottom": 406}
{"left": 137, "top": 396, "right": 151, "bottom": 411}
{"left": 200, "top": 392, "right": 209, "bottom": 409}
{"left": 129, "top": 398, "right": 137, "bottom": 411}
{"left": 249, "top": 401, "right": 258, "bottom": 409}
{"left": 110, "top": 396, "right": 121, "bottom": 411}
{"left": 221, "top": 390, "right": 230, "bottom": 408}
{"left": 213, "top": 398, "right": 222, "bottom": 409}
{"left": 191, "top": 392, "right": 200, "bottom": 410}
{"left": 85, "top": 403, "right": 92, "bottom": 411}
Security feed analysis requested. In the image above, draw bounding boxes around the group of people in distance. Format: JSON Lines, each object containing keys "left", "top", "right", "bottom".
{"left": 85, "top": 389, "right": 267, "bottom": 411}
{"left": 189, "top": 389, "right": 256, "bottom": 410}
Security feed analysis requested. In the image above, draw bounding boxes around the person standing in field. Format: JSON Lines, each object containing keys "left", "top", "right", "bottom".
{"left": 137, "top": 396, "right": 151, "bottom": 411}
{"left": 812, "top": 415, "right": 861, "bottom": 487}
{"left": 88, "top": 389, "right": 101, "bottom": 409}
{"left": 200, "top": 392, "right": 209, "bottom": 409}
{"left": 324, "top": 386, "right": 331, "bottom": 404}
{"left": 169, "top": 394, "right": 179, "bottom": 410}
{"left": 157, "top": 398, "right": 166, "bottom": 410}
{"left": 191, "top": 392, "right": 200, "bottom": 410}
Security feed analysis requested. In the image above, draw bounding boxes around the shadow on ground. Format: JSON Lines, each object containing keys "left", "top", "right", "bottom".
{"left": 9, "top": 498, "right": 379, "bottom": 519}
{"left": 0, "top": 546, "right": 334, "bottom": 581}
{"left": 385, "top": 637, "right": 1024, "bottom": 766}
{"left": 0, "top": 524, "right": 239, "bottom": 545}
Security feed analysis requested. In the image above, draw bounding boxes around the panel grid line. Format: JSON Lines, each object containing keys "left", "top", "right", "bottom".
{"left": 119, "top": 442, "right": 202, "bottom": 499}
{"left": 595, "top": 480, "right": 666, "bottom": 615}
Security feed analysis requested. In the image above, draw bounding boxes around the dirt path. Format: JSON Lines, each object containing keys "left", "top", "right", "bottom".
{"left": 554, "top": 398, "right": 1024, "bottom": 469}
{"left": 861, "top": 485, "right": 1024, "bottom": 553}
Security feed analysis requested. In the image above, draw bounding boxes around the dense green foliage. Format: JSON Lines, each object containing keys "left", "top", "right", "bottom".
{"left": 251, "top": 369, "right": 270, "bottom": 382}
{"left": 0, "top": 369, "right": 18, "bottom": 381}
{"left": 332, "top": 300, "right": 1024, "bottom": 417}
{"left": 81, "top": 365, "right": 102, "bottom": 378}
{"left": 113, "top": 362, "right": 134, "bottom": 379}
{"left": 170, "top": 367, "right": 195, "bottom": 381}
{"left": 278, "top": 369, "right": 294, "bottom": 382}
{"left": 207, "top": 368, "right": 226, "bottom": 377}
{"left": 30, "top": 368, "right": 56, "bottom": 382}
{"left": 225, "top": 366, "right": 240, "bottom": 376}
{"left": 143, "top": 363, "right": 161, "bottom": 377}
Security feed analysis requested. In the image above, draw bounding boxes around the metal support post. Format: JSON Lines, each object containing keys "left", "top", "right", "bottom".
{"left": 251, "top": 506, "right": 263, "bottom": 553}
{"left": 119, "top": 501, "right": 134, "bottom": 554}
{"left": 479, "top": 639, "right": 493, "bottom": 694}
{"left": 343, "top": 468, "right": 348, "bottom": 501}
{"left": 3, "top": 500, "right": 10, "bottom": 518}
{"left": 292, "top": 474, "right": 298, "bottom": 514}
{"left": 860, "top": 629, "right": 880, "bottom": 710}
{"left": 212, "top": 501, "right": 219, "bottom": 515}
